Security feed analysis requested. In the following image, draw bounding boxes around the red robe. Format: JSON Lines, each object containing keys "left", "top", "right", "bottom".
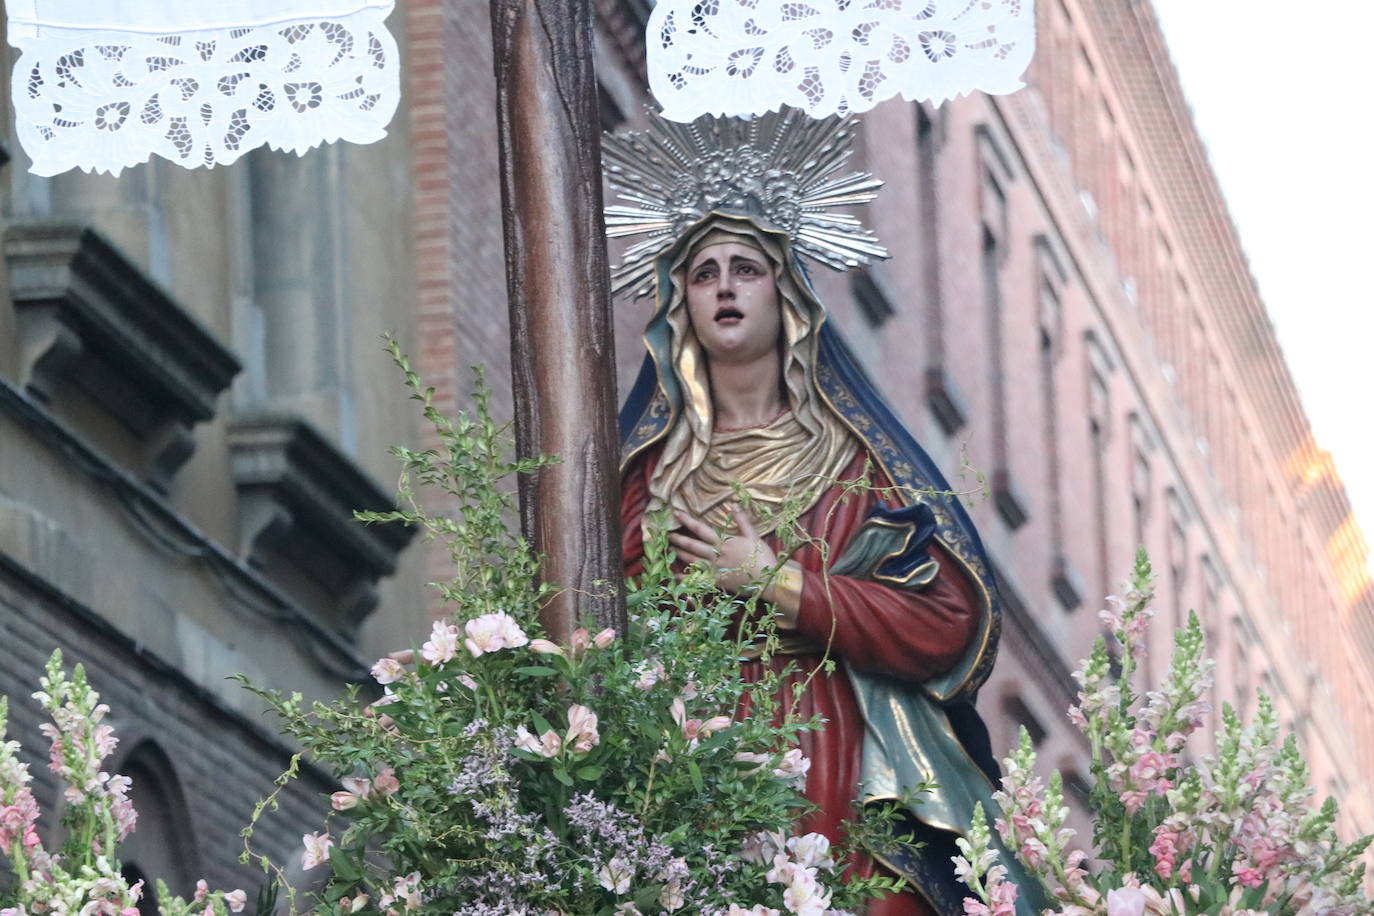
{"left": 622, "top": 447, "right": 980, "bottom": 915}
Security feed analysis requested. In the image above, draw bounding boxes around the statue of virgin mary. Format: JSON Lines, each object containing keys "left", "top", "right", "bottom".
{"left": 608, "top": 111, "right": 1037, "bottom": 916}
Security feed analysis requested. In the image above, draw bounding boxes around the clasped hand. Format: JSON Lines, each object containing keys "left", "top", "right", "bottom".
{"left": 668, "top": 507, "right": 778, "bottom": 594}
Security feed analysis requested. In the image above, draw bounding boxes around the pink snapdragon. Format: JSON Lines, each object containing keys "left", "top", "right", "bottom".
{"left": 223, "top": 890, "right": 248, "bottom": 913}
{"left": 463, "top": 612, "right": 529, "bottom": 657}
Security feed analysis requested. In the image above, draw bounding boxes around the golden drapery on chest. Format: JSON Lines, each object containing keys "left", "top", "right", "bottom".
{"left": 661, "top": 409, "right": 858, "bottom": 536}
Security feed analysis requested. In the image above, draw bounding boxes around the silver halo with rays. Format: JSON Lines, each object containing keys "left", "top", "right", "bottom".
{"left": 602, "top": 106, "right": 890, "bottom": 299}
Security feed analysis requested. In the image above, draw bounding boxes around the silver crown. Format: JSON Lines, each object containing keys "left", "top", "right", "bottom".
{"left": 602, "top": 107, "right": 890, "bottom": 298}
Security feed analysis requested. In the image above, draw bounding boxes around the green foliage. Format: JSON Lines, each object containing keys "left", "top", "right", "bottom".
{"left": 240, "top": 344, "right": 911, "bottom": 915}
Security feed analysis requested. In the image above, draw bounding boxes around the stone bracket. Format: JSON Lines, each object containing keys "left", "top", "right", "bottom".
{"left": 5, "top": 223, "right": 241, "bottom": 488}
{"left": 228, "top": 414, "right": 414, "bottom": 632}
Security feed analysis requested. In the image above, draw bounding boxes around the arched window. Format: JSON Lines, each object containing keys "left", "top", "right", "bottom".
{"left": 115, "top": 739, "right": 200, "bottom": 910}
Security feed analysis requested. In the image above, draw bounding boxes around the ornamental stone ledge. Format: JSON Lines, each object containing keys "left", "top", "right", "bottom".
{"left": 4, "top": 222, "right": 241, "bottom": 489}
{"left": 228, "top": 414, "right": 415, "bottom": 633}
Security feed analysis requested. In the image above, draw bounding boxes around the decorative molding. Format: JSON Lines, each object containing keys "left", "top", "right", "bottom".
{"left": 0, "top": 376, "right": 367, "bottom": 680}
{"left": 925, "top": 365, "right": 968, "bottom": 436}
{"left": 228, "top": 414, "right": 415, "bottom": 631}
{"left": 4, "top": 222, "right": 240, "bottom": 489}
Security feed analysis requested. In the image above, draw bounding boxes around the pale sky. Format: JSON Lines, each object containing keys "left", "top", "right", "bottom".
{"left": 1150, "top": 0, "right": 1374, "bottom": 575}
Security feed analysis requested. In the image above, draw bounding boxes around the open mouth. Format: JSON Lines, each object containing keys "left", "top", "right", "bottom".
{"left": 714, "top": 306, "right": 744, "bottom": 323}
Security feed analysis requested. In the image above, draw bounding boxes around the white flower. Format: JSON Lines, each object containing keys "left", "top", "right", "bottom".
{"left": 597, "top": 856, "right": 634, "bottom": 895}
{"left": 782, "top": 868, "right": 830, "bottom": 916}
{"left": 734, "top": 751, "right": 771, "bottom": 775}
{"left": 464, "top": 612, "right": 529, "bottom": 657}
{"left": 658, "top": 879, "right": 685, "bottom": 912}
{"left": 222, "top": 891, "right": 247, "bottom": 914}
{"left": 773, "top": 748, "right": 811, "bottom": 788}
{"left": 740, "top": 830, "right": 787, "bottom": 865}
{"left": 371, "top": 657, "right": 405, "bottom": 684}
{"left": 787, "top": 833, "right": 835, "bottom": 872}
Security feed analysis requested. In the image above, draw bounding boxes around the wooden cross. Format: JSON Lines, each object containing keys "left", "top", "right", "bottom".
{"left": 489, "top": 0, "right": 627, "bottom": 639}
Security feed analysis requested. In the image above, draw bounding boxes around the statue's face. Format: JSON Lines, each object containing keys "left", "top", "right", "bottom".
{"left": 683, "top": 241, "right": 782, "bottom": 366}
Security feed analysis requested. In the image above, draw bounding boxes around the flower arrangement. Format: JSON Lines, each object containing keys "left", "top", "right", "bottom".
{"left": 234, "top": 347, "right": 912, "bottom": 916}
{"left": 0, "top": 652, "right": 250, "bottom": 916}
{"left": 955, "top": 550, "right": 1374, "bottom": 916}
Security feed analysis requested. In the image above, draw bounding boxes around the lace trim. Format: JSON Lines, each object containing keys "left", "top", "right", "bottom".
{"left": 9, "top": 5, "right": 399, "bottom": 176}
{"left": 646, "top": 0, "right": 1036, "bottom": 121}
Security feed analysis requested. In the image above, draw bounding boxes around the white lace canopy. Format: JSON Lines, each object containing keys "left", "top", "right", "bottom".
{"left": 647, "top": 0, "right": 1035, "bottom": 120}
{"left": 6, "top": 0, "right": 400, "bottom": 175}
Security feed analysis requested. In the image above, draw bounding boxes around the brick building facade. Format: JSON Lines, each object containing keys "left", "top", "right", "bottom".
{"left": 1, "top": 0, "right": 1370, "bottom": 890}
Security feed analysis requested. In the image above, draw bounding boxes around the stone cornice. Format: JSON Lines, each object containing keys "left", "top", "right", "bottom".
{"left": 0, "top": 376, "right": 368, "bottom": 679}
{"left": 5, "top": 222, "right": 240, "bottom": 423}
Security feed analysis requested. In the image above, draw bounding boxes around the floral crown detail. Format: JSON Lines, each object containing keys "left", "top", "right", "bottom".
{"left": 602, "top": 106, "right": 890, "bottom": 298}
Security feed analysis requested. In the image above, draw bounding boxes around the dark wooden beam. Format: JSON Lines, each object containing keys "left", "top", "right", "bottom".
{"left": 489, "top": 0, "right": 626, "bottom": 640}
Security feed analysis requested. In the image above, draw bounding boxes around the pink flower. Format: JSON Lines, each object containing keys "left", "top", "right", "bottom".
{"left": 529, "top": 639, "right": 564, "bottom": 657}
{"left": 1234, "top": 865, "right": 1264, "bottom": 888}
{"left": 371, "top": 658, "right": 405, "bottom": 684}
{"left": 373, "top": 767, "right": 400, "bottom": 796}
{"left": 301, "top": 831, "right": 333, "bottom": 869}
{"left": 633, "top": 661, "right": 664, "bottom": 690}
{"left": 194, "top": 881, "right": 209, "bottom": 903}
{"left": 566, "top": 704, "right": 600, "bottom": 753}
{"left": 331, "top": 791, "right": 360, "bottom": 811}
{"left": 669, "top": 698, "right": 731, "bottom": 746}
{"left": 988, "top": 874, "right": 1018, "bottom": 916}
{"left": 1129, "top": 749, "right": 1174, "bottom": 795}
{"left": 223, "top": 891, "right": 247, "bottom": 914}
{"left": 773, "top": 748, "right": 810, "bottom": 788}
{"left": 515, "top": 726, "right": 563, "bottom": 757}
{"left": 464, "top": 612, "right": 529, "bottom": 657}
{"left": 392, "top": 872, "right": 422, "bottom": 911}
{"left": 1149, "top": 829, "right": 1179, "bottom": 879}
{"left": 457, "top": 675, "right": 478, "bottom": 691}
{"left": 420, "top": 620, "right": 459, "bottom": 665}
{"left": 1105, "top": 886, "right": 1146, "bottom": 916}
{"left": 1119, "top": 789, "right": 1147, "bottom": 815}
{"left": 593, "top": 628, "right": 616, "bottom": 649}
{"left": 1098, "top": 595, "right": 1126, "bottom": 631}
